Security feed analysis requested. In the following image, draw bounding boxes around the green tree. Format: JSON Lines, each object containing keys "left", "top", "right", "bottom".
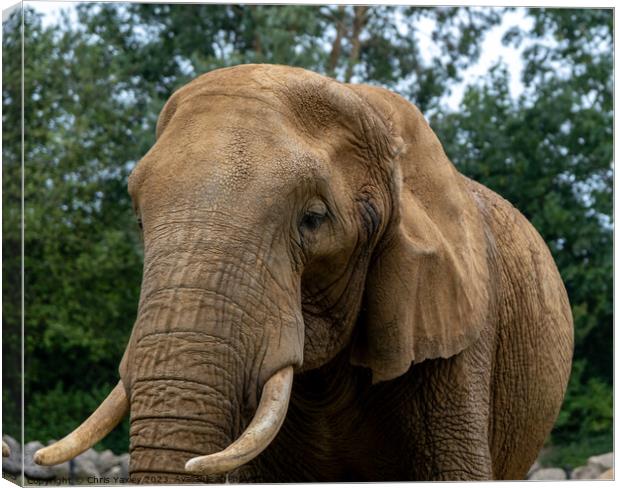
{"left": 3, "top": 7, "right": 146, "bottom": 451}
{"left": 2, "top": 5, "right": 24, "bottom": 442}
{"left": 74, "top": 4, "right": 501, "bottom": 112}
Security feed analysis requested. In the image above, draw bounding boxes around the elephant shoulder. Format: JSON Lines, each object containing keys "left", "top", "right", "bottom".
{"left": 463, "top": 176, "right": 571, "bottom": 321}
{"left": 464, "top": 175, "right": 573, "bottom": 363}
{"left": 461, "top": 176, "right": 573, "bottom": 479}
{"left": 465, "top": 177, "right": 554, "bottom": 262}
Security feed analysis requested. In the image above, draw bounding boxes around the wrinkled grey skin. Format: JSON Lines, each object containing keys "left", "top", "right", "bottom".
{"left": 118, "top": 64, "right": 573, "bottom": 482}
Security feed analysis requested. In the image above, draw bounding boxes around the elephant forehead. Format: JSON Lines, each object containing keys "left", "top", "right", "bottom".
{"left": 157, "top": 64, "right": 384, "bottom": 157}
{"left": 129, "top": 112, "right": 330, "bottom": 217}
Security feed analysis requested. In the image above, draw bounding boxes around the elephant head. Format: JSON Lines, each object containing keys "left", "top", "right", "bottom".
{"left": 35, "top": 65, "right": 489, "bottom": 482}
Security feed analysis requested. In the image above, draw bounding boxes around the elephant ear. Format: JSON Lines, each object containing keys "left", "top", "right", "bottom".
{"left": 348, "top": 85, "right": 490, "bottom": 383}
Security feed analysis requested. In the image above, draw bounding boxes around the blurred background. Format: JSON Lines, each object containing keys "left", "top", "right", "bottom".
{"left": 3, "top": 2, "right": 612, "bottom": 471}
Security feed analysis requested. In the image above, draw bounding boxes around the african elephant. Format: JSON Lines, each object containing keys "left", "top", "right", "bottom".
{"left": 35, "top": 64, "right": 573, "bottom": 482}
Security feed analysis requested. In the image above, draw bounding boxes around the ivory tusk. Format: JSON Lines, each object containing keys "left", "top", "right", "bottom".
{"left": 34, "top": 381, "right": 128, "bottom": 466}
{"left": 2, "top": 440, "right": 10, "bottom": 457}
{"left": 185, "top": 366, "right": 294, "bottom": 475}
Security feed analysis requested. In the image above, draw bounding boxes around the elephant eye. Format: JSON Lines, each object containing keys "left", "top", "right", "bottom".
{"left": 136, "top": 217, "right": 143, "bottom": 231}
{"left": 300, "top": 201, "right": 327, "bottom": 232}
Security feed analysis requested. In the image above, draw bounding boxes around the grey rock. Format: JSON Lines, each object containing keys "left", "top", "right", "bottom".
{"left": 571, "top": 464, "right": 604, "bottom": 480}
{"left": 66, "top": 447, "right": 102, "bottom": 481}
{"left": 24, "top": 441, "right": 43, "bottom": 452}
{"left": 526, "top": 460, "right": 541, "bottom": 479}
{"left": 529, "top": 467, "right": 567, "bottom": 480}
{"left": 118, "top": 453, "right": 130, "bottom": 479}
{"left": 23, "top": 441, "right": 55, "bottom": 480}
{"left": 588, "top": 452, "right": 613, "bottom": 470}
{"left": 2, "top": 435, "right": 21, "bottom": 475}
{"left": 24, "top": 461, "right": 56, "bottom": 480}
{"left": 1, "top": 455, "right": 21, "bottom": 475}
{"left": 75, "top": 447, "right": 99, "bottom": 465}
{"left": 50, "top": 461, "right": 71, "bottom": 480}
{"left": 103, "top": 465, "right": 123, "bottom": 480}
{"left": 3, "top": 435, "right": 19, "bottom": 454}
{"left": 96, "top": 449, "right": 120, "bottom": 474}
{"left": 73, "top": 457, "right": 100, "bottom": 481}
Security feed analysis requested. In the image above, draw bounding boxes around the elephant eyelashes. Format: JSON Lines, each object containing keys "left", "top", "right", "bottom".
{"left": 300, "top": 212, "right": 325, "bottom": 231}
{"left": 299, "top": 201, "right": 328, "bottom": 233}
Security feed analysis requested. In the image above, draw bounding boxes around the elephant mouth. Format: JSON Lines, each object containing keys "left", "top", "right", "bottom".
{"left": 34, "top": 366, "right": 294, "bottom": 477}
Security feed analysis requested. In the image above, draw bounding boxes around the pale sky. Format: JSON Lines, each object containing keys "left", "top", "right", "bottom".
{"left": 433, "top": 9, "right": 533, "bottom": 106}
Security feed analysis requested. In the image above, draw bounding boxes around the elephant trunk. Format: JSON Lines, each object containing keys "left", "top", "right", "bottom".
{"left": 128, "top": 374, "right": 232, "bottom": 483}
{"left": 125, "top": 300, "right": 245, "bottom": 483}
{"left": 123, "top": 255, "right": 302, "bottom": 483}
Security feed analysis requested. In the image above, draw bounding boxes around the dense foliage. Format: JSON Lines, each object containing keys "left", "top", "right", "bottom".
{"left": 3, "top": 5, "right": 612, "bottom": 465}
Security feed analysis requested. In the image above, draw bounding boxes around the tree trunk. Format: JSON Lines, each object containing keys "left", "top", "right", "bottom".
{"left": 327, "top": 6, "right": 347, "bottom": 77}
{"left": 344, "top": 6, "right": 368, "bottom": 83}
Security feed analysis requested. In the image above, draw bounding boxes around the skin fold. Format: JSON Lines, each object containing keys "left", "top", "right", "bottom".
{"left": 56, "top": 64, "right": 576, "bottom": 482}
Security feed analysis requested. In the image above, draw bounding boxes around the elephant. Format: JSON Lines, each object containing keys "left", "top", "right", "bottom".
{"left": 35, "top": 64, "right": 573, "bottom": 482}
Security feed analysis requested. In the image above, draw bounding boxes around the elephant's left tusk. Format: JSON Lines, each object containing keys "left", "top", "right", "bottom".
{"left": 185, "top": 366, "right": 294, "bottom": 475}
{"left": 2, "top": 440, "right": 10, "bottom": 457}
{"left": 34, "top": 381, "right": 128, "bottom": 465}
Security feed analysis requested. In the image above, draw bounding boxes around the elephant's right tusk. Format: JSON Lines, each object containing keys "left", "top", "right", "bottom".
{"left": 185, "top": 366, "right": 294, "bottom": 475}
{"left": 2, "top": 440, "right": 10, "bottom": 457}
{"left": 34, "top": 381, "right": 128, "bottom": 466}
